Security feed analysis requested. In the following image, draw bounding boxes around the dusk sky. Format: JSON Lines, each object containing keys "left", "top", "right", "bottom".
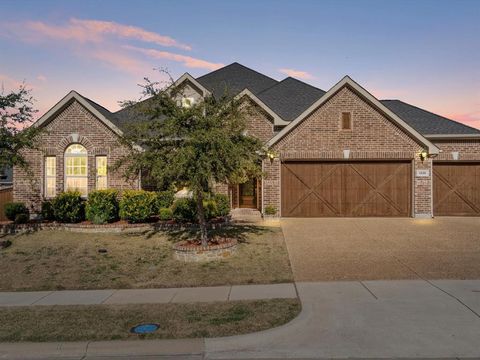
{"left": 1, "top": 0, "right": 479, "bottom": 129}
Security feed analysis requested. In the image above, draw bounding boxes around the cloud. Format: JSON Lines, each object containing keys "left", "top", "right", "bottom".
{"left": 125, "top": 45, "right": 224, "bottom": 71}
{"left": 0, "top": 74, "right": 28, "bottom": 91}
{"left": 36, "top": 74, "right": 47, "bottom": 82}
{"left": 279, "top": 68, "right": 313, "bottom": 80}
{"left": 12, "top": 18, "right": 191, "bottom": 51}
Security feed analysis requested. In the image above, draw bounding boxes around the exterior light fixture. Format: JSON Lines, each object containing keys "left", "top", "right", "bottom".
{"left": 267, "top": 150, "right": 277, "bottom": 164}
{"left": 420, "top": 150, "right": 428, "bottom": 161}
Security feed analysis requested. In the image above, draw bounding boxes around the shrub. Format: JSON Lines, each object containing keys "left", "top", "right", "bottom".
{"left": 41, "top": 201, "right": 55, "bottom": 221}
{"left": 203, "top": 199, "right": 218, "bottom": 220}
{"left": 14, "top": 213, "right": 29, "bottom": 224}
{"left": 172, "top": 198, "right": 197, "bottom": 223}
{"left": 86, "top": 189, "right": 119, "bottom": 224}
{"left": 52, "top": 191, "right": 85, "bottom": 223}
{"left": 159, "top": 207, "right": 173, "bottom": 221}
{"left": 213, "top": 193, "right": 230, "bottom": 217}
{"left": 4, "top": 202, "right": 29, "bottom": 222}
{"left": 119, "top": 190, "right": 157, "bottom": 223}
{"left": 264, "top": 205, "right": 277, "bottom": 216}
{"left": 156, "top": 189, "right": 175, "bottom": 210}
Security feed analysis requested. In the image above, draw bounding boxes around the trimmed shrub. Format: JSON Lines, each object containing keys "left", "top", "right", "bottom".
{"left": 119, "top": 190, "right": 156, "bottom": 223}
{"left": 203, "top": 199, "right": 218, "bottom": 220}
{"left": 52, "top": 191, "right": 85, "bottom": 223}
{"left": 264, "top": 205, "right": 277, "bottom": 216}
{"left": 172, "top": 198, "right": 197, "bottom": 223}
{"left": 4, "top": 202, "right": 29, "bottom": 222}
{"left": 41, "top": 201, "right": 55, "bottom": 221}
{"left": 156, "top": 189, "right": 175, "bottom": 210}
{"left": 213, "top": 193, "right": 230, "bottom": 217}
{"left": 159, "top": 207, "right": 173, "bottom": 221}
{"left": 86, "top": 189, "right": 119, "bottom": 224}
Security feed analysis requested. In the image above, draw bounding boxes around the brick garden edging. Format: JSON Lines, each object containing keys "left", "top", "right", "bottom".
{"left": 0, "top": 217, "right": 230, "bottom": 235}
{"left": 173, "top": 238, "right": 238, "bottom": 262}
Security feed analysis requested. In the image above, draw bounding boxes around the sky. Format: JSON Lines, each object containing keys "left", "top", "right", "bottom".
{"left": 1, "top": 0, "right": 479, "bottom": 129}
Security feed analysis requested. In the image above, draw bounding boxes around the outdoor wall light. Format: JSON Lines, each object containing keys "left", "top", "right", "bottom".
{"left": 267, "top": 150, "right": 277, "bottom": 164}
{"left": 419, "top": 150, "right": 428, "bottom": 161}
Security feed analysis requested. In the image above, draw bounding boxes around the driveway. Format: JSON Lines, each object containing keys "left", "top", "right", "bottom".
{"left": 281, "top": 217, "right": 480, "bottom": 282}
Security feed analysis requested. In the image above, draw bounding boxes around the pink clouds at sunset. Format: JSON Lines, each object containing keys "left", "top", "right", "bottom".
{"left": 446, "top": 111, "right": 480, "bottom": 130}
{"left": 124, "top": 46, "right": 224, "bottom": 71}
{"left": 279, "top": 68, "right": 313, "bottom": 80}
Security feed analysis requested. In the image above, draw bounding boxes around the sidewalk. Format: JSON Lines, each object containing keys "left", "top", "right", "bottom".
{"left": 0, "top": 283, "right": 297, "bottom": 306}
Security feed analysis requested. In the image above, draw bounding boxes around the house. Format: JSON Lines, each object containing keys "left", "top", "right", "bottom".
{"left": 13, "top": 63, "right": 480, "bottom": 217}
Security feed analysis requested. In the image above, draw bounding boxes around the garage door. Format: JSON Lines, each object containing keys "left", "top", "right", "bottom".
{"left": 281, "top": 161, "right": 411, "bottom": 217}
{"left": 433, "top": 162, "right": 480, "bottom": 216}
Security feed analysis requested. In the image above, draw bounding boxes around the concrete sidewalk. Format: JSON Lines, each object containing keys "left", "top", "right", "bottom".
{"left": 0, "top": 283, "right": 297, "bottom": 307}
{"left": 3, "top": 280, "right": 480, "bottom": 359}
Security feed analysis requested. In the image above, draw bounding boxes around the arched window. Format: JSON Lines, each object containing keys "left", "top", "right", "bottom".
{"left": 65, "top": 144, "right": 88, "bottom": 196}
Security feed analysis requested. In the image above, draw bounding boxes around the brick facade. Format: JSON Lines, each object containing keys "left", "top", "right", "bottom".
{"left": 14, "top": 100, "right": 139, "bottom": 214}
{"left": 434, "top": 140, "right": 480, "bottom": 161}
{"left": 264, "top": 86, "right": 432, "bottom": 217}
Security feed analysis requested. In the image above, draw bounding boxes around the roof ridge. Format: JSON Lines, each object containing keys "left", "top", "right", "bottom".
{"left": 196, "top": 62, "right": 279, "bottom": 83}
{"left": 382, "top": 99, "right": 480, "bottom": 133}
{"left": 73, "top": 90, "right": 115, "bottom": 115}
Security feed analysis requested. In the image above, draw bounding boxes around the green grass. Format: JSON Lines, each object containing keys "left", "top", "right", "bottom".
{"left": 0, "top": 299, "right": 301, "bottom": 342}
{"left": 0, "top": 225, "right": 294, "bottom": 291}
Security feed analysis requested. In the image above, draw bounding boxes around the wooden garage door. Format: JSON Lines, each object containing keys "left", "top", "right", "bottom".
{"left": 281, "top": 161, "right": 411, "bottom": 217}
{"left": 433, "top": 163, "right": 480, "bottom": 216}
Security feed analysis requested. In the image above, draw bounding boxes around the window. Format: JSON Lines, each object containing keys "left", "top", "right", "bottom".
{"left": 45, "top": 157, "right": 56, "bottom": 198}
{"left": 96, "top": 156, "right": 107, "bottom": 190}
{"left": 341, "top": 112, "right": 352, "bottom": 130}
{"left": 181, "top": 97, "right": 195, "bottom": 108}
{"left": 65, "top": 144, "right": 88, "bottom": 196}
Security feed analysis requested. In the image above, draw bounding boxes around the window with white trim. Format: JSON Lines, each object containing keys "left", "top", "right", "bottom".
{"left": 65, "top": 144, "right": 88, "bottom": 196}
{"left": 45, "top": 156, "right": 56, "bottom": 198}
{"left": 96, "top": 156, "right": 107, "bottom": 190}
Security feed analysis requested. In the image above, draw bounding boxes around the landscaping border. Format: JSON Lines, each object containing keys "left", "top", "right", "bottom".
{"left": 173, "top": 238, "right": 238, "bottom": 262}
{"left": 0, "top": 217, "right": 230, "bottom": 235}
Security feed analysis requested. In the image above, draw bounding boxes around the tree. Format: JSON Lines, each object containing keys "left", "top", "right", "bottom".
{"left": 0, "top": 84, "right": 39, "bottom": 169}
{"left": 119, "top": 75, "right": 264, "bottom": 246}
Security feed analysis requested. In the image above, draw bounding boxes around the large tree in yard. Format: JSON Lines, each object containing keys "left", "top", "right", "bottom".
{"left": 120, "top": 77, "right": 265, "bottom": 246}
{"left": 0, "top": 84, "right": 39, "bottom": 169}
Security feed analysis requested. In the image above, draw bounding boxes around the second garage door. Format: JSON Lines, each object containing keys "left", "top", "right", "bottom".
{"left": 433, "top": 162, "right": 480, "bottom": 216}
{"left": 281, "top": 161, "right": 412, "bottom": 217}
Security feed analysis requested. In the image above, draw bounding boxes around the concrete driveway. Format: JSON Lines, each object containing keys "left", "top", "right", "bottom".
{"left": 281, "top": 217, "right": 480, "bottom": 282}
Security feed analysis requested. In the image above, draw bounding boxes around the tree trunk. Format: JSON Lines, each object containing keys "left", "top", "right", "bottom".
{"left": 195, "top": 190, "right": 209, "bottom": 247}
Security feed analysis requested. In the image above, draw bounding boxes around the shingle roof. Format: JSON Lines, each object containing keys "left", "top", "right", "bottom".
{"left": 196, "top": 62, "right": 278, "bottom": 97}
{"left": 381, "top": 100, "right": 480, "bottom": 135}
{"left": 257, "top": 77, "right": 325, "bottom": 121}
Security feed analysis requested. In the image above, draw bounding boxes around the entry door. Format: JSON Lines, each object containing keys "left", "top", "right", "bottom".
{"left": 239, "top": 179, "right": 257, "bottom": 208}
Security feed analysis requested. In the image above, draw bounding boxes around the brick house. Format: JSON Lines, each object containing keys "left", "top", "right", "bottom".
{"left": 14, "top": 63, "right": 480, "bottom": 217}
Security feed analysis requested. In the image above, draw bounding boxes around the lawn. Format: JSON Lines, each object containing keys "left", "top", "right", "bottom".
{"left": 0, "top": 224, "right": 293, "bottom": 291}
{"left": 0, "top": 299, "right": 301, "bottom": 342}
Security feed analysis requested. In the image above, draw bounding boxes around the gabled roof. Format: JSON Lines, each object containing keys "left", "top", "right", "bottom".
{"left": 196, "top": 62, "right": 278, "bottom": 98}
{"left": 34, "top": 90, "right": 123, "bottom": 136}
{"left": 235, "top": 89, "right": 289, "bottom": 126}
{"left": 257, "top": 77, "right": 326, "bottom": 121}
{"left": 381, "top": 100, "right": 480, "bottom": 137}
{"left": 267, "top": 76, "right": 439, "bottom": 154}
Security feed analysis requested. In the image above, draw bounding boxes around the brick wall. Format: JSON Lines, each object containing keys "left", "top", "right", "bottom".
{"left": 14, "top": 100, "right": 139, "bottom": 214}
{"left": 265, "top": 86, "right": 432, "bottom": 217}
{"left": 434, "top": 140, "right": 480, "bottom": 161}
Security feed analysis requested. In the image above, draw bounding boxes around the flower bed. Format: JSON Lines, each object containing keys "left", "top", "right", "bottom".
{"left": 173, "top": 237, "right": 238, "bottom": 262}
{"left": 0, "top": 217, "right": 230, "bottom": 235}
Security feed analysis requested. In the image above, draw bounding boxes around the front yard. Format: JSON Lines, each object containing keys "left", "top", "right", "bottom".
{"left": 0, "top": 224, "right": 293, "bottom": 291}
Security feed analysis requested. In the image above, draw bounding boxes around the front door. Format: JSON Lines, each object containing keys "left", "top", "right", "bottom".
{"left": 239, "top": 179, "right": 257, "bottom": 208}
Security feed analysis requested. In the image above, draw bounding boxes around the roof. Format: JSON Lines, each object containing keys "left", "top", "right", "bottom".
{"left": 196, "top": 62, "right": 278, "bottom": 97}
{"left": 257, "top": 77, "right": 325, "bottom": 121}
{"left": 381, "top": 100, "right": 480, "bottom": 136}
{"left": 0, "top": 166, "right": 13, "bottom": 184}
